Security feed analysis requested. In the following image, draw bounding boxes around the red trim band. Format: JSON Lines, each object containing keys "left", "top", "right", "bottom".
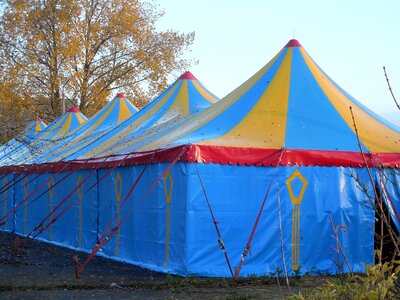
{"left": 186, "top": 145, "right": 400, "bottom": 167}
{"left": 1, "top": 145, "right": 399, "bottom": 174}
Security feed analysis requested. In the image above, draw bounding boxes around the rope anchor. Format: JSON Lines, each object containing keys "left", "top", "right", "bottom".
{"left": 218, "top": 238, "right": 225, "bottom": 250}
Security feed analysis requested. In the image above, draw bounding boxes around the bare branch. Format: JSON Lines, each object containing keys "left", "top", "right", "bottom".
{"left": 383, "top": 66, "right": 400, "bottom": 111}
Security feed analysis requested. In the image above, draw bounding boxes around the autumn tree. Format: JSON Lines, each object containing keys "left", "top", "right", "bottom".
{"left": 0, "top": 0, "right": 194, "bottom": 139}
{"left": 0, "top": 81, "right": 36, "bottom": 144}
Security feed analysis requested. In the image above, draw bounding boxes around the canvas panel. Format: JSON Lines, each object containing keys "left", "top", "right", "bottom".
{"left": 185, "top": 164, "right": 374, "bottom": 277}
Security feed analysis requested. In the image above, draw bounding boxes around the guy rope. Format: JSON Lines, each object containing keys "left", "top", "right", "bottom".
{"left": 78, "top": 148, "right": 186, "bottom": 275}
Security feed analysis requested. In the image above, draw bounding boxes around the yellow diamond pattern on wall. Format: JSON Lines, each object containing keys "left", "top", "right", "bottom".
{"left": 286, "top": 169, "right": 308, "bottom": 205}
{"left": 286, "top": 169, "right": 308, "bottom": 271}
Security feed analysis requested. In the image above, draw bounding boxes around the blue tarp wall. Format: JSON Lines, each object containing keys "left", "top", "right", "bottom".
{"left": 2, "top": 163, "right": 399, "bottom": 277}
{"left": 1, "top": 174, "right": 14, "bottom": 232}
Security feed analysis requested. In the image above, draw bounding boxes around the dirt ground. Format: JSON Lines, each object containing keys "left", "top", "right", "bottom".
{"left": 0, "top": 231, "right": 323, "bottom": 299}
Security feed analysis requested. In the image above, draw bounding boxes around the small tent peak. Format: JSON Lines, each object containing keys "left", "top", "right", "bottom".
{"left": 115, "top": 93, "right": 125, "bottom": 98}
{"left": 285, "top": 39, "right": 302, "bottom": 48}
{"left": 179, "top": 71, "right": 197, "bottom": 80}
{"left": 68, "top": 107, "right": 81, "bottom": 113}
{"left": 36, "top": 117, "right": 43, "bottom": 122}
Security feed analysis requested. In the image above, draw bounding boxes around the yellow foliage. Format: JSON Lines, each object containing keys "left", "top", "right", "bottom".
{"left": 0, "top": 0, "right": 194, "bottom": 137}
{"left": 0, "top": 81, "right": 37, "bottom": 143}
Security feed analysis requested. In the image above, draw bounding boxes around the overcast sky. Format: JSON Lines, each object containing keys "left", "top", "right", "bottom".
{"left": 156, "top": 0, "right": 400, "bottom": 126}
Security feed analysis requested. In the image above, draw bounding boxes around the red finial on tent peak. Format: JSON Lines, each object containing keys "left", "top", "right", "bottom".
{"left": 179, "top": 71, "right": 197, "bottom": 80}
{"left": 36, "top": 117, "right": 43, "bottom": 122}
{"left": 115, "top": 93, "right": 125, "bottom": 98}
{"left": 285, "top": 39, "right": 302, "bottom": 48}
{"left": 68, "top": 107, "right": 81, "bottom": 113}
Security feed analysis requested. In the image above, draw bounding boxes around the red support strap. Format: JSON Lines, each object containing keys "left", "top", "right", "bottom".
{"left": 27, "top": 170, "right": 96, "bottom": 239}
{"left": 194, "top": 163, "right": 234, "bottom": 278}
{"left": 0, "top": 173, "right": 23, "bottom": 196}
{"left": 86, "top": 153, "right": 132, "bottom": 192}
{"left": 0, "top": 176, "right": 52, "bottom": 226}
{"left": 234, "top": 184, "right": 271, "bottom": 280}
{"left": 0, "top": 173, "right": 44, "bottom": 207}
{"left": 0, "top": 161, "right": 50, "bottom": 196}
{"left": 79, "top": 148, "right": 186, "bottom": 275}
{"left": 32, "top": 165, "right": 132, "bottom": 238}
{"left": 25, "top": 156, "right": 127, "bottom": 239}
{"left": 31, "top": 195, "right": 76, "bottom": 239}
{"left": 97, "top": 165, "right": 148, "bottom": 245}
{"left": 1, "top": 162, "right": 80, "bottom": 225}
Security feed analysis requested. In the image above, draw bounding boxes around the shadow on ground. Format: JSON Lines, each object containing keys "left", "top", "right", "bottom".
{"left": 0, "top": 231, "right": 321, "bottom": 299}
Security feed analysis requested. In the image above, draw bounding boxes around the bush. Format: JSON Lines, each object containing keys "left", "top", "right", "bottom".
{"left": 290, "top": 262, "right": 400, "bottom": 299}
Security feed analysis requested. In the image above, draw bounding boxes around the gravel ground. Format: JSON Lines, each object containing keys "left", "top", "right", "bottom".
{"left": 0, "top": 231, "right": 320, "bottom": 299}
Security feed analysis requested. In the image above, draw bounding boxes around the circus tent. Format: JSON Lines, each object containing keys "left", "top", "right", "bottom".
{"left": 55, "top": 71, "right": 219, "bottom": 161}
{"left": 19, "top": 94, "right": 138, "bottom": 165}
{"left": 0, "top": 107, "right": 87, "bottom": 166}
{"left": 1, "top": 40, "right": 399, "bottom": 278}
{"left": 75, "top": 39, "right": 397, "bottom": 276}
{"left": 0, "top": 117, "right": 47, "bottom": 160}
{"left": 0, "top": 71, "right": 220, "bottom": 266}
{"left": 111, "top": 39, "right": 399, "bottom": 163}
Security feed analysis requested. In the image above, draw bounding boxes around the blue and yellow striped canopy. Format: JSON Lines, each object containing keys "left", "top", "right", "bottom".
{"left": 0, "top": 117, "right": 47, "bottom": 161}
{"left": 54, "top": 71, "right": 218, "bottom": 160}
{"left": 103, "top": 40, "right": 400, "bottom": 167}
{"left": 0, "top": 108, "right": 87, "bottom": 166}
{"left": 27, "top": 93, "right": 139, "bottom": 163}
{"left": 38, "top": 107, "right": 88, "bottom": 139}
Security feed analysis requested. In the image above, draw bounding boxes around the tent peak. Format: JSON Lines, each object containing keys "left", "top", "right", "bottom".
{"left": 179, "top": 71, "right": 197, "bottom": 80}
{"left": 115, "top": 93, "right": 125, "bottom": 98}
{"left": 68, "top": 107, "right": 81, "bottom": 113}
{"left": 285, "top": 39, "right": 302, "bottom": 48}
{"left": 36, "top": 117, "right": 43, "bottom": 122}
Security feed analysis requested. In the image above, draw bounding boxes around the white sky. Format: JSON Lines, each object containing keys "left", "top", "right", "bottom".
{"left": 156, "top": 0, "right": 400, "bottom": 126}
